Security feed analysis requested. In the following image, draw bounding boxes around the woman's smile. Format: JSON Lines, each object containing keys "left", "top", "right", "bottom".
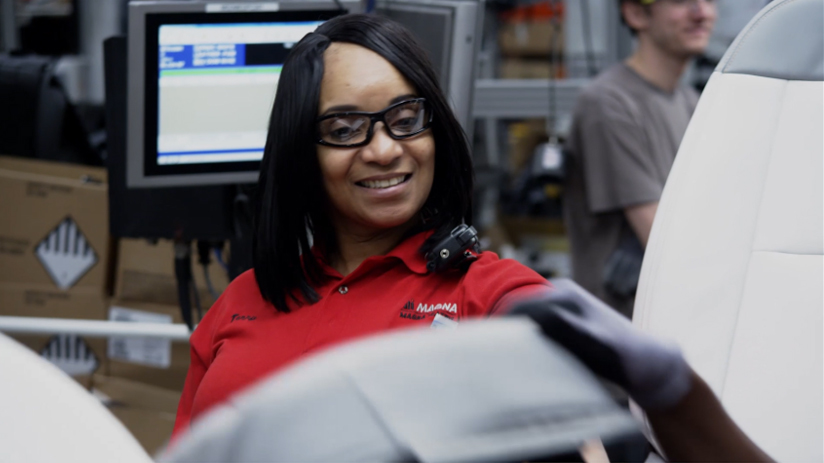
{"left": 356, "top": 173, "right": 411, "bottom": 190}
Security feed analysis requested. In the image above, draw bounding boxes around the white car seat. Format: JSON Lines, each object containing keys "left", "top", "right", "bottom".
{"left": 632, "top": 0, "right": 824, "bottom": 461}
{"left": 0, "top": 333, "right": 152, "bottom": 463}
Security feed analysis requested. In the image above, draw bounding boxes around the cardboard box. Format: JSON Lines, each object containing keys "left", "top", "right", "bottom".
{"left": 0, "top": 282, "right": 109, "bottom": 378}
{"left": 93, "top": 375, "right": 179, "bottom": 456}
{"left": 114, "top": 238, "right": 229, "bottom": 309}
{"left": 500, "top": 58, "right": 563, "bottom": 80}
{"left": 0, "top": 281, "right": 106, "bottom": 318}
{"left": 499, "top": 20, "right": 565, "bottom": 58}
{"left": 0, "top": 156, "right": 110, "bottom": 291}
{"left": 104, "top": 300, "right": 191, "bottom": 392}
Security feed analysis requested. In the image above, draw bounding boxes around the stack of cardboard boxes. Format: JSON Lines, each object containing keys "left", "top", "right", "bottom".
{"left": 102, "top": 238, "right": 228, "bottom": 454}
{"left": 498, "top": 1, "right": 566, "bottom": 80}
{"left": 109, "top": 237, "right": 229, "bottom": 392}
{"left": 101, "top": 231, "right": 228, "bottom": 454}
{"left": 0, "top": 156, "right": 230, "bottom": 455}
{"left": 0, "top": 156, "right": 111, "bottom": 387}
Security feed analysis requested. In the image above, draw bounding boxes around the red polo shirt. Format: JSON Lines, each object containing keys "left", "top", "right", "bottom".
{"left": 172, "top": 231, "right": 549, "bottom": 436}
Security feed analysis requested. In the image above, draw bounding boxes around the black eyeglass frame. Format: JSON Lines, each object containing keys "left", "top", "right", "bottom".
{"left": 315, "top": 97, "right": 433, "bottom": 148}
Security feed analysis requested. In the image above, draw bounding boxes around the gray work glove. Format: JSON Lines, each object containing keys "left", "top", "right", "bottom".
{"left": 507, "top": 278, "right": 692, "bottom": 411}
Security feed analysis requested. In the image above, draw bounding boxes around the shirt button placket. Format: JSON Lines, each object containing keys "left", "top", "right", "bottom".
{"left": 338, "top": 285, "right": 349, "bottom": 295}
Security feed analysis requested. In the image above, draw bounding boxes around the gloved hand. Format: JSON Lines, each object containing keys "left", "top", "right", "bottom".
{"left": 507, "top": 278, "right": 692, "bottom": 411}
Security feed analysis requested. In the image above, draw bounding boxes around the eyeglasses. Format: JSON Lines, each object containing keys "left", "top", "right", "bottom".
{"left": 316, "top": 98, "right": 432, "bottom": 148}
{"left": 642, "top": 0, "right": 715, "bottom": 6}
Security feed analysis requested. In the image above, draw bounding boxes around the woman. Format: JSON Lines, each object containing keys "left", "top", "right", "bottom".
{"left": 172, "top": 14, "right": 774, "bottom": 462}
{"left": 172, "top": 14, "right": 549, "bottom": 436}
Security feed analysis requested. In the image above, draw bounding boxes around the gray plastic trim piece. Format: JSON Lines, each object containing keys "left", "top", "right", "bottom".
{"left": 717, "top": 0, "right": 824, "bottom": 81}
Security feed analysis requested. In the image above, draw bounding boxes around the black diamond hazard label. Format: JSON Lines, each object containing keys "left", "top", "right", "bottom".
{"left": 35, "top": 217, "right": 98, "bottom": 290}
{"left": 40, "top": 334, "right": 100, "bottom": 376}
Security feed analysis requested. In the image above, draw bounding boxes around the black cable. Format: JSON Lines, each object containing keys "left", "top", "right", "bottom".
{"left": 547, "top": 0, "right": 561, "bottom": 142}
{"left": 174, "top": 241, "right": 194, "bottom": 331}
{"left": 214, "top": 247, "right": 229, "bottom": 273}
{"left": 332, "top": 0, "right": 346, "bottom": 12}
{"left": 197, "top": 240, "right": 221, "bottom": 301}
{"left": 190, "top": 277, "right": 203, "bottom": 323}
{"left": 202, "top": 264, "right": 220, "bottom": 300}
{"left": 580, "top": 0, "right": 598, "bottom": 77}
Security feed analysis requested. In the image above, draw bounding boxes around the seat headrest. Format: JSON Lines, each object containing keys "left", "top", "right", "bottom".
{"left": 716, "top": 0, "right": 824, "bottom": 81}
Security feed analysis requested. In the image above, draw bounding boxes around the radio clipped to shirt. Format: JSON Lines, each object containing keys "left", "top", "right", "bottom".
{"left": 425, "top": 224, "right": 480, "bottom": 273}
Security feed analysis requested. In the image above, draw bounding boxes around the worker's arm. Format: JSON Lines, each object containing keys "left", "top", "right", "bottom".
{"left": 647, "top": 370, "right": 774, "bottom": 462}
{"left": 506, "top": 279, "right": 774, "bottom": 463}
{"left": 624, "top": 202, "right": 658, "bottom": 248}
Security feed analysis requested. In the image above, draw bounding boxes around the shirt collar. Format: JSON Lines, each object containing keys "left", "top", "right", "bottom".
{"left": 384, "top": 229, "right": 433, "bottom": 275}
{"left": 313, "top": 229, "right": 433, "bottom": 278}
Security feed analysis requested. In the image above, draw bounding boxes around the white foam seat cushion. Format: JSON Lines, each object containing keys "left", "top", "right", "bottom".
{"left": 632, "top": 50, "right": 823, "bottom": 463}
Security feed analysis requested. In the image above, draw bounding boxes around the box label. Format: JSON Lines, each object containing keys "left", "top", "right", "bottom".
{"left": 0, "top": 236, "right": 29, "bottom": 256}
{"left": 108, "top": 306, "right": 172, "bottom": 368}
{"left": 26, "top": 181, "right": 73, "bottom": 198}
{"left": 40, "top": 334, "right": 100, "bottom": 376}
{"left": 35, "top": 216, "right": 98, "bottom": 289}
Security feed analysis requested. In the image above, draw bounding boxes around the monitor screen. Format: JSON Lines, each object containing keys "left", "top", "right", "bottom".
{"left": 155, "top": 22, "right": 319, "bottom": 167}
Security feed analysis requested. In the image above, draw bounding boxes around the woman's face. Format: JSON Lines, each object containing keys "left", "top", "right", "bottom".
{"left": 316, "top": 42, "right": 435, "bottom": 238}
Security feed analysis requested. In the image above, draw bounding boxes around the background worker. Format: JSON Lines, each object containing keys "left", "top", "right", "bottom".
{"left": 563, "top": 0, "right": 718, "bottom": 316}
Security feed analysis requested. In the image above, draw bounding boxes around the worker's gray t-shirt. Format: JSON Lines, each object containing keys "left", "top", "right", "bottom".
{"left": 563, "top": 63, "right": 698, "bottom": 316}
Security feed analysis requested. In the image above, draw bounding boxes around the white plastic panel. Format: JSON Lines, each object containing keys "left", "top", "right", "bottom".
{"left": 721, "top": 252, "right": 823, "bottom": 462}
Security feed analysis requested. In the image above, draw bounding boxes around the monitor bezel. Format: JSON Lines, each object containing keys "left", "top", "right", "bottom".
{"left": 127, "top": 1, "right": 361, "bottom": 188}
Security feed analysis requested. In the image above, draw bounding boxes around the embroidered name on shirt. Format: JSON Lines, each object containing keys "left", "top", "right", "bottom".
{"left": 231, "top": 314, "right": 257, "bottom": 322}
{"left": 416, "top": 303, "right": 457, "bottom": 314}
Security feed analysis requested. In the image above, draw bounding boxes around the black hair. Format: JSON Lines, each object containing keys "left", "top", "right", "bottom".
{"left": 253, "top": 14, "right": 474, "bottom": 313}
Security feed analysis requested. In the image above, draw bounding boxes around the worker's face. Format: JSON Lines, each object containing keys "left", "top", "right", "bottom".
{"left": 630, "top": 0, "right": 717, "bottom": 59}
{"left": 316, "top": 43, "right": 435, "bottom": 238}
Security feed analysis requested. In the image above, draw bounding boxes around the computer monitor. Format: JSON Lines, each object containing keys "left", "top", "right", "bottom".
{"left": 375, "top": 0, "right": 482, "bottom": 139}
{"left": 126, "top": 1, "right": 362, "bottom": 188}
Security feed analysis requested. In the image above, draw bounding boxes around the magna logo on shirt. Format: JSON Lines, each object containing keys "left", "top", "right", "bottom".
{"left": 416, "top": 302, "right": 458, "bottom": 314}
{"left": 399, "top": 300, "right": 458, "bottom": 319}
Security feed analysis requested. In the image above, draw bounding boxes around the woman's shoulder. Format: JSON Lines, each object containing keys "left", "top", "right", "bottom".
{"left": 456, "top": 250, "right": 549, "bottom": 316}
{"left": 460, "top": 250, "right": 549, "bottom": 293}
{"left": 215, "top": 269, "right": 263, "bottom": 304}
{"left": 201, "top": 269, "right": 268, "bottom": 322}
{"left": 192, "top": 269, "right": 271, "bottom": 342}
{"left": 224, "top": 268, "right": 259, "bottom": 290}
{"left": 467, "top": 250, "right": 544, "bottom": 278}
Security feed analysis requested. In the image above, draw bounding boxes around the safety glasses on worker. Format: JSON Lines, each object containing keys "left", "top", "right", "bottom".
{"left": 642, "top": 0, "right": 715, "bottom": 6}
{"left": 316, "top": 98, "right": 433, "bottom": 148}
